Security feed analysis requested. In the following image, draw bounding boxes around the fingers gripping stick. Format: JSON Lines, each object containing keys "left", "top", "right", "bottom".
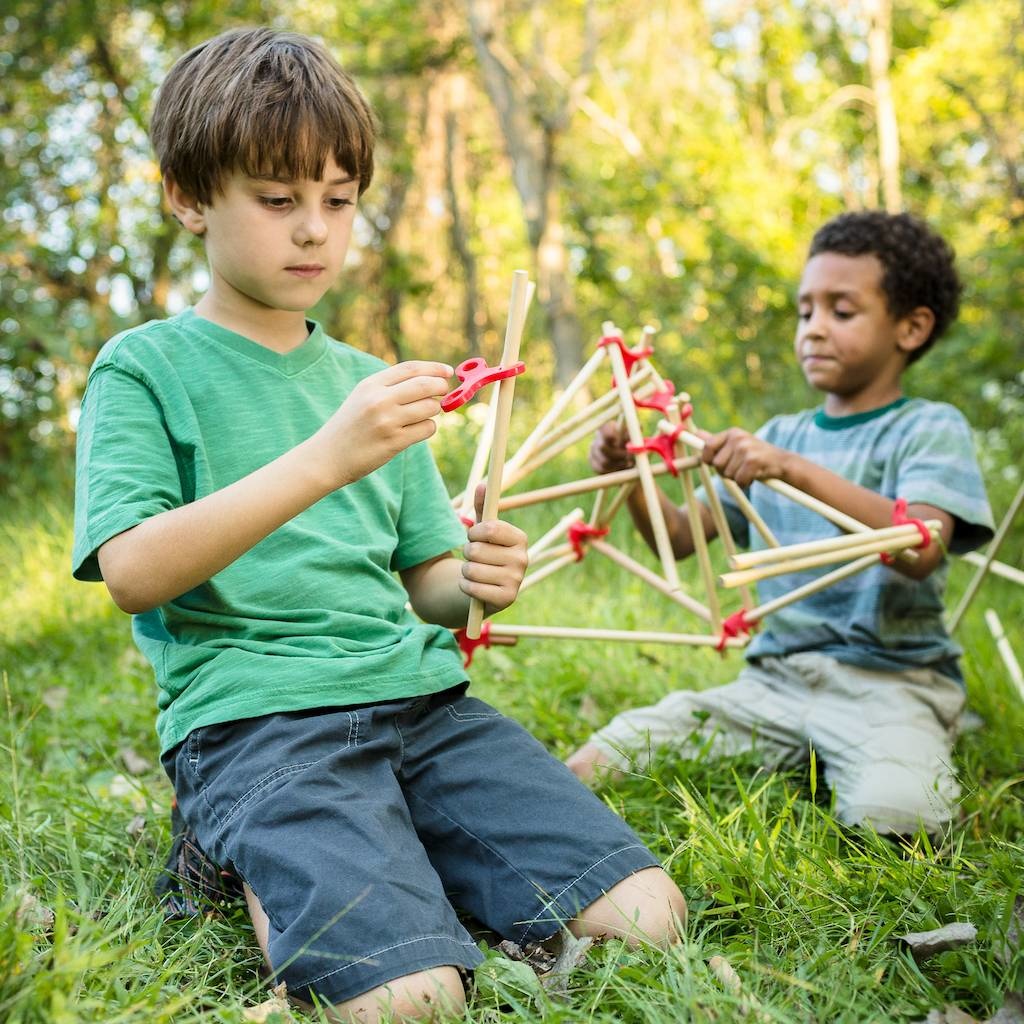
{"left": 440, "top": 357, "right": 527, "bottom": 413}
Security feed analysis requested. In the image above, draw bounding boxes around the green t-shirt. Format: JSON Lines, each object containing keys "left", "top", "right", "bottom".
{"left": 73, "top": 310, "right": 469, "bottom": 753}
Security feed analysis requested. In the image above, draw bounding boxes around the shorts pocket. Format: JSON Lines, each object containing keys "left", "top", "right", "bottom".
{"left": 220, "top": 761, "right": 316, "bottom": 828}
{"left": 444, "top": 696, "right": 502, "bottom": 722}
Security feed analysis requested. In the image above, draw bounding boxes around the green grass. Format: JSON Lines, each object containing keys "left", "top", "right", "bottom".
{"left": 1, "top": 484, "right": 1022, "bottom": 1023}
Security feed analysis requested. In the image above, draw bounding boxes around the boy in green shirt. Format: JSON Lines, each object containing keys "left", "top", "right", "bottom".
{"left": 73, "top": 27, "right": 684, "bottom": 1022}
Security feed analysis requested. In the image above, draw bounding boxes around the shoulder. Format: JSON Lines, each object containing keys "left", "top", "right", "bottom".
{"left": 755, "top": 408, "right": 817, "bottom": 442}
{"left": 892, "top": 397, "right": 973, "bottom": 433}
{"left": 88, "top": 315, "right": 192, "bottom": 383}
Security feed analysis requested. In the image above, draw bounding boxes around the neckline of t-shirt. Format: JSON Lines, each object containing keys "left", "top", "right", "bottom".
{"left": 813, "top": 396, "right": 910, "bottom": 431}
{"left": 176, "top": 308, "right": 328, "bottom": 376}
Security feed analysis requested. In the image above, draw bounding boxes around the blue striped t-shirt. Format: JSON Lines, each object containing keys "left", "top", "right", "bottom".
{"left": 709, "top": 398, "right": 994, "bottom": 681}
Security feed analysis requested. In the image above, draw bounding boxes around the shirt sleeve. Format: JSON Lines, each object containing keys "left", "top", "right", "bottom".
{"left": 72, "top": 365, "right": 184, "bottom": 581}
{"left": 895, "top": 404, "right": 994, "bottom": 555}
{"left": 391, "top": 440, "right": 467, "bottom": 571}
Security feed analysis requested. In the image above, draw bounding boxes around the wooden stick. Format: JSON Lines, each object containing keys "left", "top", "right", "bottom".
{"left": 486, "top": 623, "right": 748, "bottom": 648}
{"left": 606, "top": 335, "right": 682, "bottom": 591}
{"left": 589, "top": 539, "right": 711, "bottom": 621}
{"left": 501, "top": 380, "right": 657, "bottom": 490}
{"left": 497, "top": 455, "right": 700, "bottom": 511}
{"left": 466, "top": 271, "right": 531, "bottom": 638}
{"left": 962, "top": 553, "right": 1024, "bottom": 588}
{"left": 511, "top": 364, "right": 654, "bottom": 466}
{"left": 720, "top": 528, "right": 936, "bottom": 588}
{"left": 745, "top": 553, "right": 879, "bottom": 625}
{"left": 948, "top": 480, "right": 1024, "bottom": 632}
{"left": 518, "top": 550, "right": 577, "bottom": 593}
{"left": 591, "top": 481, "right": 636, "bottom": 529}
{"left": 527, "top": 508, "right": 584, "bottom": 562}
{"left": 662, "top": 417, "right": 721, "bottom": 629}
{"left": 458, "top": 380, "right": 501, "bottom": 521}
{"left": 662, "top": 423, "right": 779, "bottom": 548}
{"left": 984, "top": 609, "right": 1024, "bottom": 701}
{"left": 528, "top": 541, "right": 575, "bottom": 568}
{"left": 502, "top": 345, "right": 608, "bottom": 475}
{"left": 728, "top": 520, "right": 943, "bottom": 571}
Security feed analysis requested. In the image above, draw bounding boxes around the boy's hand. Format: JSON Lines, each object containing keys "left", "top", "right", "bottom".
{"left": 460, "top": 483, "right": 528, "bottom": 614}
{"left": 700, "top": 428, "right": 790, "bottom": 487}
{"left": 315, "top": 361, "right": 453, "bottom": 488}
{"left": 589, "top": 422, "right": 635, "bottom": 474}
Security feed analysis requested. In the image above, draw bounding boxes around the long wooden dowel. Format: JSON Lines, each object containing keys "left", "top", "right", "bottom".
{"left": 720, "top": 528, "right": 936, "bottom": 588}
{"left": 948, "top": 480, "right": 1024, "bottom": 632}
{"left": 662, "top": 417, "right": 721, "bottom": 629}
{"left": 606, "top": 335, "right": 682, "bottom": 592}
{"left": 673, "top": 425, "right": 921, "bottom": 563}
{"left": 962, "top": 553, "right": 1024, "bottom": 588}
{"left": 497, "top": 455, "right": 700, "bottom": 512}
{"left": 528, "top": 541, "right": 575, "bottom": 568}
{"left": 518, "top": 550, "right": 577, "bottom": 593}
{"left": 501, "top": 380, "right": 657, "bottom": 491}
{"left": 745, "top": 553, "right": 879, "bottom": 625}
{"left": 590, "top": 539, "right": 711, "bottom": 622}
{"left": 511, "top": 364, "right": 654, "bottom": 465}
{"left": 984, "top": 609, "right": 1024, "bottom": 700}
{"left": 466, "top": 271, "right": 531, "bottom": 638}
{"left": 592, "top": 481, "right": 636, "bottom": 529}
{"left": 527, "top": 507, "right": 584, "bottom": 562}
{"left": 502, "top": 345, "right": 608, "bottom": 475}
{"left": 729, "top": 520, "right": 943, "bottom": 571}
{"left": 486, "top": 623, "right": 749, "bottom": 648}
{"left": 458, "top": 381, "right": 502, "bottom": 521}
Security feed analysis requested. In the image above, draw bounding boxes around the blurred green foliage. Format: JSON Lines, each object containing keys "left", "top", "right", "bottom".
{"left": 0, "top": 0, "right": 1021, "bottom": 504}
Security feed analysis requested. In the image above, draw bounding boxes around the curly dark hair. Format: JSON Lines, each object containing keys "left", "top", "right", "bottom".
{"left": 808, "top": 211, "right": 961, "bottom": 363}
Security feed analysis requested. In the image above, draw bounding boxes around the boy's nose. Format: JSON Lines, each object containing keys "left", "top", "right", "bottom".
{"left": 295, "top": 215, "right": 328, "bottom": 246}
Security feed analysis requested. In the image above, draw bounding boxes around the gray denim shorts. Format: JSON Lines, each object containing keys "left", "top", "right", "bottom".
{"left": 162, "top": 684, "right": 657, "bottom": 1005}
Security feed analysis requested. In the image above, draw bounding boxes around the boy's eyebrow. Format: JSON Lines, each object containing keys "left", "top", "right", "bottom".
{"left": 249, "top": 174, "right": 359, "bottom": 186}
{"left": 797, "top": 288, "right": 863, "bottom": 302}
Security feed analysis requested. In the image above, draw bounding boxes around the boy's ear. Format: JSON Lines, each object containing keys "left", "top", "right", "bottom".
{"left": 896, "top": 306, "right": 935, "bottom": 358}
{"left": 163, "top": 176, "right": 207, "bottom": 236}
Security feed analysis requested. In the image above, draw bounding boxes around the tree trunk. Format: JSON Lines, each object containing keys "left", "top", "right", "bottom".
{"left": 865, "top": 0, "right": 902, "bottom": 212}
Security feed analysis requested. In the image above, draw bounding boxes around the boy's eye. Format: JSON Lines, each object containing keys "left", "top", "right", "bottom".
{"left": 797, "top": 308, "right": 811, "bottom": 320}
{"left": 326, "top": 197, "right": 355, "bottom": 209}
{"left": 834, "top": 308, "right": 855, "bottom": 320}
{"left": 258, "top": 196, "right": 291, "bottom": 209}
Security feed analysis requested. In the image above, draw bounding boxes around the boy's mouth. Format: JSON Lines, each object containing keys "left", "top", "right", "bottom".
{"left": 286, "top": 264, "right": 325, "bottom": 278}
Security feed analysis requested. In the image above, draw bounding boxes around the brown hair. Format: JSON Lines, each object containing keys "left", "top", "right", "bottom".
{"left": 150, "top": 27, "right": 376, "bottom": 203}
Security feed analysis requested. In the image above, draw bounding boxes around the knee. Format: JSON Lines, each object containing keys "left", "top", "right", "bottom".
{"left": 326, "top": 966, "right": 466, "bottom": 1023}
{"left": 836, "top": 763, "right": 960, "bottom": 836}
{"left": 570, "top": 866, "right": 687, "bottom": 948}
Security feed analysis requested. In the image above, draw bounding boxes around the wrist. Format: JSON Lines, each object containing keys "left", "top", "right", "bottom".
{"left": 296, "top": 432, "right": 350, "bottom": 497}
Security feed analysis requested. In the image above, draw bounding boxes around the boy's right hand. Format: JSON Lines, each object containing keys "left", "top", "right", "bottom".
{"left": 589, "top": 422, "right": 635, "bottom": 475}
{"left": 314, "top": 361, "right": 453, "bottom": 489}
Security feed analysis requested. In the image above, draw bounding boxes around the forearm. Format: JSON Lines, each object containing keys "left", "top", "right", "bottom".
{"left": 98, "top": 436, "right": 334, "bottom": 613}
{"left": 404, "top": 556, "right": 474, "bottom": 629}
{"left": 777, "top": 451, "right": 951, "bottom": 578}
{"left": 626, "top": 485, "right": 717, "bottom": 560}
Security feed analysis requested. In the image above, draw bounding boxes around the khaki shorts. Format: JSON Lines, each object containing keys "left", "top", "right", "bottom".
{"left": 589, "top": 652, "right": 965, "bottom": 834}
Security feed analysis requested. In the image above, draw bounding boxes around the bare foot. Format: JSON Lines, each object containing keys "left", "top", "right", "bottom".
{"left": 566, "top": 742, "right": 623, "bottom": 783}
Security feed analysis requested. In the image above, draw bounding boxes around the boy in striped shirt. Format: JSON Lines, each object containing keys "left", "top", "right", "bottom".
{"left": 569, "top": 211, "right": 994, "bottom": 836}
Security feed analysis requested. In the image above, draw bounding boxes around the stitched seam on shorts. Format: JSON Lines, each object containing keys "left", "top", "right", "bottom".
{"left": 444, "top": 704, "right": 500, "bottom": 722}
{"left": 408, "top": 791, "right": 540, "bottom": 893}
{"left": 299, "top": 933, "right": 480, "bottom": 988}
{"left": 517, "top": 843, "right": 648, "bottom": 943}
{"left": 220, "top": 762, "right": 315, "bottom": 827}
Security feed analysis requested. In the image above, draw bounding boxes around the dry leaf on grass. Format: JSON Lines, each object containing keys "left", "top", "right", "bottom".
{"left": 899, "top": 922, "right": 978, "bottom": 962}
{"left": 242, "top": 982, "right": 294, "bottom": 1022}
{"left": 41, "top": 686, "right": 68, "bottom": 711}
{"left": 119, "top": 747, "right": 153, "bottom": 775}
{"left": 988, "top": 992, "right": 1024, "bottom": 1024}
{"left": 540, "top": 933, "right": 593, "bottom": 1000}
{"left": 708, "top": 955, "right": 742, "bottom": 995}
{"left": 16, "top": 891, "right": 55, "bottom": 933}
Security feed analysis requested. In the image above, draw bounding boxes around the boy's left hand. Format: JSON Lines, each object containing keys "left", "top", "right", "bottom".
{"left": 460, "top": 483, "right": 528, "bottom": 614}
{"left": 699, "top": 428, "right": 790, "bottom": 487}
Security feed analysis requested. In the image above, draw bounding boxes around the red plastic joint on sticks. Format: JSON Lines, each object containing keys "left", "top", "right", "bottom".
{"left": 880, "top": 497, "right": 931, "bottom": 564}
{"left": 440, "top": 356, "right": 527, "bottom": 412}
{"left": 716, "top": 609, "right": 754, "bottom": 652}
{"left": 634, "top": 381, "right": 676, "bottom": 413}
{"left": 626, "top": 424, "right": 685, "bottom": 474}
{"left": 459, "top": 514, "right": 475, "bottom": 528}
{"left": 567, "top": 521, "right": 610, "bottom": 561}
{"left": 597, "top": 334, "right": 654, "bottom": 377}
{"left": 455, "top": 621, "right": 491, "bottom": 667}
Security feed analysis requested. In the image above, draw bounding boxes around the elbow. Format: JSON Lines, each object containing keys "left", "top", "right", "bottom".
{"left": 103, "top": 575, "right": 154, "bottom": 615}
{"left": 98, "top": 539, "right": 158, "bottom": 614}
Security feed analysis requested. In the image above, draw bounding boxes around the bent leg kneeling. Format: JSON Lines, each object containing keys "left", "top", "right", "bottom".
{"left": 571, "top": 866, "right": 687, "bottom": 947}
